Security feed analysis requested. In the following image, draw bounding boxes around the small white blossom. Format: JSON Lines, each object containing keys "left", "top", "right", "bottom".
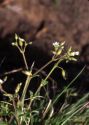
{"left": 53, "top": 42, "right": 59, "bottom": 47}
{"left": 0, "top": 79, "right": 3, "bottom": 84}
{"left": 70, "top": 51, "right": 79, "bottom": 56}
{"left": 12, "top": 42, "right": 15, "bottom": 46}
{"left": 19, "top": 37, "right": 24, "bottom": 42}
{"left": 75, "top": 51, "right": 79, "bottom": 55}
{"left": 60, "top": 41, "right": 65, "bottom": 46}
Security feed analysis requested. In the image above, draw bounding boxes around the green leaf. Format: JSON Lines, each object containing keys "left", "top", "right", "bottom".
{"left": 0, "top": 121, "right": 8, "bottom": 125}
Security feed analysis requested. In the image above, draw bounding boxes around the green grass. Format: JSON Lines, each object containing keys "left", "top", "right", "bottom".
{"left": 0, "top": 34, "right": 89, "bottom": 125}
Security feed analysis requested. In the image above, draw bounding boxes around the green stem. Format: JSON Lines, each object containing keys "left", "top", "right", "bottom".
{"left": 21, "top": 76, "right": 32, "bottom": 107}
{"left": 53, "top": 66, "right": 85, "bottom": 105}
{"left": 20, "top": 51, "right": 30, "bottom": 107}
{"left": 28, "top": 59, "right": 57, "bottom": 108}
{"left": 22, "top": 52, "right": 28, "bottom": 70}
{"left": 61, "top": 101, "right": 89, "bottom": 125}
{"left": 33, "top": 59, "right": 54, "bottom": 76}
{"left": 33, "top": 54, "right": 66, "bottom": 77}
{"left": 34, "top": 58, "right": 64, "bottom": 96}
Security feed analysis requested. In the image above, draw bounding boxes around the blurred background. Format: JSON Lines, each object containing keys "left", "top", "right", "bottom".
{"left": 0, "top": 0, "right": 89, "bottom": 94}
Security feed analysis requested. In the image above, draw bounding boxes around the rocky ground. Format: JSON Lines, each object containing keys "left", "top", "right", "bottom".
{"left": 0, "top": 0, "right": 89, "bottom": 95}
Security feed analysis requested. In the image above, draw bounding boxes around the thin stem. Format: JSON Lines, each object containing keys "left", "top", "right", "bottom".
{"left": 61, "top": 101, "right": 89, "bottom": 125}
{"left": 33, "top": 54, "right": 66, "bottom": 77}
{"left": 12, "top": 99, "right": 21, "bottom": 125}
{"left": 14, "top": 115, "right": 21, "bottom": 125}
{"left": 20, "top": 75, "right": 32, "bottom": 107}
{"left": 42, "top": 99, "right": 52, "bottom": 119}
{"left": 53, "top": 66, "right": 85, "bottom": 105}
{"left": 44, "top": 58, "right": 63, "bottom": 81}
{"left": 20, "top": 50, "right": 30, "bottom": 106}
{"left": 22, "top": 52, "right": 28, "bottom": 70}
{"left": 33, "top": 59, "right": 54, "bottom": 76}
{"left": 34, "top": 57, "right": 64, "bottom": 97}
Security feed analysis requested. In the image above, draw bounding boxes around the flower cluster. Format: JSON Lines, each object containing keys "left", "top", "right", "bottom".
{"left": 52, "top": 41, "right": 65, "bottom": 58}
{"left": 65, "top": 47, "right": 79, "bottom": 62}
{"left": 52, "top": 41, "right": 79, "bottom": 62}
{"left": 12, "top": 34, "right": 32, "bottom": 53}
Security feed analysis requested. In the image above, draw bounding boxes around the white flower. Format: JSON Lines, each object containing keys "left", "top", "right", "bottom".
{"left": 60, "top": 41, "right": 65, "bottom": 46}
{"left": 19, "top": 37, "right": 25, "bottom": 42}
{"left": 53, "top": 42, "right": 59, "bottom": 47}
{"left": 70, "top": 51, "right": 79, "bottom": 56}
{"left": 75, "top": 51, "right": 79, "bottom": 55}
{"left": 0, "top": 79, "right": 3, "bottom": 84}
